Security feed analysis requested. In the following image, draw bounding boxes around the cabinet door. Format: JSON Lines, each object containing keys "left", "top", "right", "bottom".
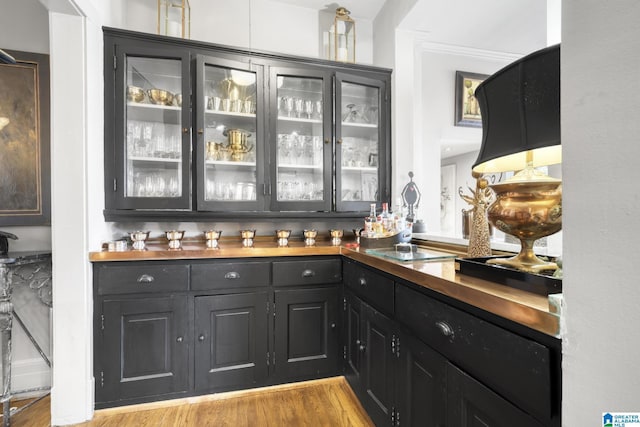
{"left": 269, "top": 66, "right": 333, "bottom": 212}
{"left": 107, "top": 44, "right": 192, "bottom": 210}
{"left": 273, "top": 287, "right": 340, "bottom": 381}
{"left": 195, "top": 55, "right": 266, "bottom": 211}
{"left": 194, "top": 292, "right": 269, "bottom": 392}
{"left": 344, "top": 290, "right": 364, "bottom": 392}
{"left": 335, "top": 72, "right": 390, "bottom": 212}
{"left": 396, "top": 332, "right": 447, "bottom": 427}
{"left": 447, "top": 364, "right": 544, "bottom": 427}
{"left": 361, "top": 303, "right": 396, "bottom": 427}
{"left": 99, "top": 296, "right": 189, "bottom": 402}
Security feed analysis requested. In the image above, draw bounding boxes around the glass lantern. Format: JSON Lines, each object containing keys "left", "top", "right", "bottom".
{"left": 328, "top": 7, "right": 355, "bottom": 63}
{"left": 157, "top": 0, "right": 191, "bottom": 39}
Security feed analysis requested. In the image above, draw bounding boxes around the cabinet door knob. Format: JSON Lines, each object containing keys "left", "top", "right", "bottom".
{"left": 198, "top": 334, "right": 206, "bottom": 342}
{"left": 183, "top": 127, "right": 189, "bottom": 133}
{"left": 330, "top": 322, "right": 336, "bottom": 329}
{"left": 359, "top": 343, "right": 366, "bottom": 352}
{"left": 435, "top": 321, "right": 454, "bottom": 338}
{"left": 224, "top": 271, "right": 240, "bottom": 279}
{"left": 324, "top": 139, "right": 330, "bottom": 145}
{"left": 137, "top": 274, "right": 154, "bottom": 283}
{"left": 176, "top": 336, "right": 183, "bottom": 343}
{"left": 302, "top": 269, "right": 315, "bottom": 278}
{"left": 197, "top": 128, "right": 204, "bottom": 135}
{"left": 358, "top": 277, "right": 367, "bottom": 286}
{"left": 337, "top": 139, "right": 343, "bottom": 144}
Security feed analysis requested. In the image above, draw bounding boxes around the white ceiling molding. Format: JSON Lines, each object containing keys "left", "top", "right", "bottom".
{"left": 416, "top": 38, "right": 524, "bottom": 62}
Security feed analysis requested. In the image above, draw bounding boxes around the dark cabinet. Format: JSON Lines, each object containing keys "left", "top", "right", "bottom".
{"left": 194, "top": 292, "right": 269, "bottom": 392}
{"left": 344, "top": 290, "right": 397, "bottom": 427}
{"left": 343, "top": 259, "right": 560, "bottom": 427}
{"left": 103, "top": 27, "right": 391, "bottom": 221}
{"left": 447, "top": 364, "right": 544, "bottom": 427}
{"left": 396, "top": 332, "right": 447, "bottom": 427}
{"left": 94, "top": 256, "right": 342, "bottom": 408}
{"left": 273, "top": 287, "right": 340, "bottom": 380}
{"left": 99, "top": 295, "right": 190, "bottom": 403}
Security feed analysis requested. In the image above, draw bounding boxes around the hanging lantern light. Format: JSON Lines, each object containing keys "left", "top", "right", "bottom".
{"left": 328, "top": 7, "right": 356, "bottom": 63}
{"left": 157, "top": 0, "right": 191, "bottom": 39}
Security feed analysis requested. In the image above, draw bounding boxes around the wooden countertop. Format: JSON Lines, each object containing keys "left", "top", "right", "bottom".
{"left": 89, "top": 240, "right": 560, "bottom": 338}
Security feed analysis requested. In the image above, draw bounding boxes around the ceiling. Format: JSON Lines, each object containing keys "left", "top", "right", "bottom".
{"left": 270, "top": 0, "right": 547, "bottom": 54}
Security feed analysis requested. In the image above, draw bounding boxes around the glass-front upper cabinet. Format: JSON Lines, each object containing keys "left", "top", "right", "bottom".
{"left": 109, "top": 47, "right": 192, "bottom": 210}
{"left": 335, "top": 73, "right": 388, "bottom": 212}
{"left": 195, "top": 56, "right": 265, "bottom": 211}
{"left": 269, "top": 67, "right": 332, "bottom": 212}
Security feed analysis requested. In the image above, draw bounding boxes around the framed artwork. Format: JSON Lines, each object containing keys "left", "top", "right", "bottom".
{"left": 440, "top": 164, "right": 456, "bottom": 235}
{"left": 0, "top": 50, "right": 50, "bottom": 225}
{"left": 454, "top": 70, "right": 489, "bottom": 128}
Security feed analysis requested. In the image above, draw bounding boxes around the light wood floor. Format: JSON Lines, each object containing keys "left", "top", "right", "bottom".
{"left": 9, "top": 377, "right": 373, "bottom": 427}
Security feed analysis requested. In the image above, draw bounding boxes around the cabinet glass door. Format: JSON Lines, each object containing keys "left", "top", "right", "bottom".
{"left": 118, "top": 52, "right": 191, "bottom": 209}
{"left": 196, "top": 56, "right": 264, "bottom": 211}
{"left": 270, "top": 67, "right": 331, "bottom": 212}
{"left": 336, "top": 74, "right": 386, "bottom": 212}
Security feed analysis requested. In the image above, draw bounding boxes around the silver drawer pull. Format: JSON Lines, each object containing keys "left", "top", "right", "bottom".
{"left": 302, "top": 269, "right": 315, "bottom": 278}
{"left": 224, "top": 271, "right": 240, "bottom": 280}
{"left": 435, "top": 321, "right": 454, "bottom": 338}
{"left": 137, "top": 274, "right": 155, "bottom": 283}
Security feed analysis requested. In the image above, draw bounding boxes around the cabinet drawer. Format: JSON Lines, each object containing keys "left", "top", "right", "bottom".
{"left": 343, "top": 259, "right": 394, "bottom": 315}
{"left": 191, "top": 261, "right": 270, "bottom": 290}
{"left": 272, "top": 258, "right": 342, "bottom": 286}
{"left": 96, "top": 263, "right": 189, "bottom": 295}
{"left": 395, "top": 284, "right": 552, "bottom": 424}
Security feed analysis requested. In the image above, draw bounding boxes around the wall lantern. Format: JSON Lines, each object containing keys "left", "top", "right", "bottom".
{"left": 157, "top": 0, "right": 191, "bottom": 39}
{"left": 328, "top": 7, "right": 356, "bottom": 63}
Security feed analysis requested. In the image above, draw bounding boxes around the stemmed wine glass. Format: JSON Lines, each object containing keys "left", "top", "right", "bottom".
{"left": 304, "top": 100, "right": 314, "bottom": 119}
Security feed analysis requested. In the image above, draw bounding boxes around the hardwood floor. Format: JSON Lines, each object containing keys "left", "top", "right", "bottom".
{"left": 10, "top": 377, "right": 373, "bottom": 427}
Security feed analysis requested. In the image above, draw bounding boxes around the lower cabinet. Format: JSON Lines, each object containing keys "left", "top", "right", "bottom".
{"left": 273, "top": 287, "right": 340, "bottom": 381}
{"left": 342, "top": 258, "right": 560, "bottom": 427}
{"left": 447, "top": 364, "right": 544, "bottom": 427}
{"left": 93, "top": 257, "right": 342, "bottom": 408}
{"left": 346, "top": 292, "right": 396, "bottom": 426}
{"left": 194, "top": 292, "right": 269, "bottom": 392}
{"left": 99, "top": 295, "right": 190, "bottom": 403}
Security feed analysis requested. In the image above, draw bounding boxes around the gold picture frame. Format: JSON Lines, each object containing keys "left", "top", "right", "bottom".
{"left": 0, "top": 50, "right": 51, "bottom": 225}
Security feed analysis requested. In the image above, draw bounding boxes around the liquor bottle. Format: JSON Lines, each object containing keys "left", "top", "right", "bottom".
{"left": 364, "top": 203, "right": 376, "bottom": 236}
{"left": 379, "top": 202, "right": 391, "bottom": 232}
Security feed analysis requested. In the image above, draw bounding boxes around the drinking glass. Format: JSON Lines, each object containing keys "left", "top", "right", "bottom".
{"left": 304, "top": 100, "right": 314, "bottom": 119}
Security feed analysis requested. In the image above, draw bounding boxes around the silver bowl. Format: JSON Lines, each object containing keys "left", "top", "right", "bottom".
{"left": 130, "top": 230, "right": 150, "bottom": 250}
{"left": 276, "top": 229, "right": 291, "bottom": 247}
{"left": 166, "top": 230, "right": 185, "bottom": 249}
{"left": 204, "top": 230, "right": 222, "bottom": 248}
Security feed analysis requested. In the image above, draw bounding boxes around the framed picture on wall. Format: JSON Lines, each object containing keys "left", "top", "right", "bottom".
{"left": 0, "top": 50, "right": 51, "bottom": 226}
{"left": 454, "top": 70, "right": 489, "bottom": 128}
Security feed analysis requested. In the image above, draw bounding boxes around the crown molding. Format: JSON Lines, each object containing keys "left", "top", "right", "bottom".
{"left": 398, "top": 30, "right": 524, "bottom": 62}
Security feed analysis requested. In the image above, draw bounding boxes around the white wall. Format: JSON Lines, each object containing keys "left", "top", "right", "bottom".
{"left": 0, "top": 0, "right": 53, "bottom": 393}
{"left": 416, "top": 47, "right": 522, "bottom": 234}
{"left": 116, "top": 0, "right": 374, "bottom": 64}
{"left": 562, "top": 1, "right": 640, "bottom": 425}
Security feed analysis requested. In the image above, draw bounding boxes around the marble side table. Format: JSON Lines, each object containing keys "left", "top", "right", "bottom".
{"left": 0, "top": 252, "right": 52, "bottom": 427}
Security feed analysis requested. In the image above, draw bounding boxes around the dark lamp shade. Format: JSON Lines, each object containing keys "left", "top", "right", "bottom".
{"left": 472, "top": 44, "right": 561, "bottom": 174}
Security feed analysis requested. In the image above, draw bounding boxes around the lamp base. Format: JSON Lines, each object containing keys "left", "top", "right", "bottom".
{"left": 487, "top": 238, "right": 558, "bottom": 273}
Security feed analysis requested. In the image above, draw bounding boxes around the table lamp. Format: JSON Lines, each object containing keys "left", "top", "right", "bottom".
{"left": 472, "top": 44, "right": 561, "bottom": 273}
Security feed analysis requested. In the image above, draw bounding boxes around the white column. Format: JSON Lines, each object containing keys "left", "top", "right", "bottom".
{"left": 48, "top": 11, "right": 94, "bottom": 425}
